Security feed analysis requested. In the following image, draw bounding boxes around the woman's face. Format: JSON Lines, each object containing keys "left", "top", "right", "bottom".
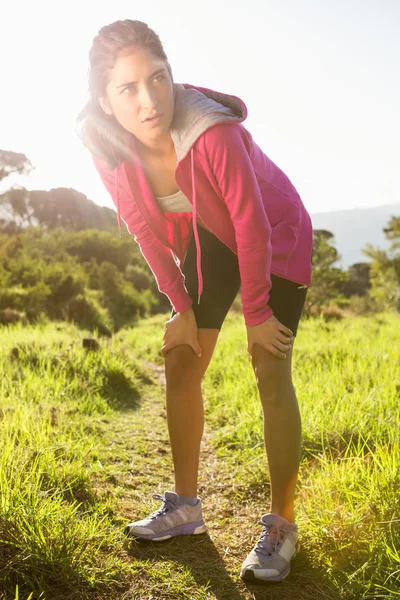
{"left": 99, "top": 46, "right": 175, "bottom": 147}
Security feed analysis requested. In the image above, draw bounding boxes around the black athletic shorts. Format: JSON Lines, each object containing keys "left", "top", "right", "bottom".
{"left": 170, "top": 225, "right": 308, "bottom": 335}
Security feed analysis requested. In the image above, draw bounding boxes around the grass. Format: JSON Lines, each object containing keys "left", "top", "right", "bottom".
{"left": 0, "top": 311, "right": 399, "bottom": 599}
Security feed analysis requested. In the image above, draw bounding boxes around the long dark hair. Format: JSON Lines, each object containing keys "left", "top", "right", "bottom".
{"left": 77, "top": 20, "right": 173, "bottom": 169}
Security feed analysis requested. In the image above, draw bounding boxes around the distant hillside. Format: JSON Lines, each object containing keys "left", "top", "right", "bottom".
{"left": 310, "top": 203, "right": 400, "bottom": 268}
{"left": 0, "top": 187, "right": 118, "bottom": 233}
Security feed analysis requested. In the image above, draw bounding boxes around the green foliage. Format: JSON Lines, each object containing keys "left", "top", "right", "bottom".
{"left": 305, "top": 230, "right": 348, "bottom": 316}
{"left": 66, "top": 291, "right": 113, "bottom": 336}
{"left": 98, "top": 261, "right": 157, "bottom": 330}
{"left": 343, "top": 262, "right": 371, "bottom": 297}
{"left": 0, "top": 228, "right": 167, "bottom": 333}
{"left": 363, "top": 216, "right": 400, "bottom": 311}
{"left": 346, "top": 293, "right": 380, "bottom": 315}
{"left": 60, "top": 228, "right": 138, "bottom": 270}
{"left": 125, "top": 263, "right": 154, "bottom": 291}
{"left": 0, "top": 323, "right": 147, "bottom": 598}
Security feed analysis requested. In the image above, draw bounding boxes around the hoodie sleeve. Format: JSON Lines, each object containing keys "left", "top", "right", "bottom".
{"left": 202, "top": 123, "right": 274, "bottom": 326}
{"left": 93, "top": 159, "right": 193, "bottom": 314}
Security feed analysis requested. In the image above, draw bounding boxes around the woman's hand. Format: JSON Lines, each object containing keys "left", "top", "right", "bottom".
{"left": 246, "top": 315, "right": 293, "bottom": 360}
{"left": 161, "top": 308, "right": 203, "bottom": 358}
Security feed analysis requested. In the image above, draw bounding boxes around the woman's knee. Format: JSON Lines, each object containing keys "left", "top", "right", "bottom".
{"left": 252, "top": 346, "right": 294, "bottom": 401}
{"left": 164, "top": 345, "right": 206, "bottom": 388}
{"left": 164, "top": 329, "right": 219, "bottom": 390}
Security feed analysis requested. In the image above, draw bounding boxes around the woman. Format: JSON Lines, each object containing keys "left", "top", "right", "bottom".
{"left": 78, "top": 19, "right": 313, "bottom": 584}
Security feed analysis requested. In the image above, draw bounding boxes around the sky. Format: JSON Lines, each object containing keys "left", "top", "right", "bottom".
{"left": 1, "top": 0, "right": 399, "bottom": 215}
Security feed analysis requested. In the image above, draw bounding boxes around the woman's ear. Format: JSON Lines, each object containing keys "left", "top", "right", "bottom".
{"left": 99, "top": 96, "right": 113, "bottom": 116}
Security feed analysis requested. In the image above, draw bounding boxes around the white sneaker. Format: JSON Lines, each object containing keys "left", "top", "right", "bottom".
{"left": 124, "top": 491, "right": 207, "bottom": 541}
{"left": 240, "top": 513, "right": 300, "bottom": 582}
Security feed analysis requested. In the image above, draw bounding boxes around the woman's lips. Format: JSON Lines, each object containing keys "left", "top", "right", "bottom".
{"left": 143, "top": 114, "right": 163, "bottom": 125}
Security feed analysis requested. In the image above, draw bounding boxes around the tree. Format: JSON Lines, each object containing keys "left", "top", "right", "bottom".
{"left": 0, "top": 150, "right": 33, "bottom": 184}
{"left": 304, "top": 229, "right": 348, "bottom": 316}
{"left": 0, "top": 187, "right": 118, "bottom": 233}
{"left": 362, "top": 216, "right": 400, "bottom": 311}
{"left": 0, "top": 187, "right": 37, "bottom": 229}
{"left": 343, "top": 262, "right": 371, "bottom": 297}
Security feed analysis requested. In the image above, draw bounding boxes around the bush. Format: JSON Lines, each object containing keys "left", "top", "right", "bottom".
{"left": 302, "top": 302, "right": 346, "bottom": 320}
{"left": 24, "top": 281, "right": 52, "bottom": 318}
{"left": 66, "top": 292, "right": 112, "bottom": 336}
{"left": 60, "top": 229, "right": 140, "bottom": 271}
{"left": 125, "top": 264, "right": 153, "bottom": 292}
{"left": 347, "top": 294, "right": 380, "bottom": 316}
{"left": 0, "top": 308, "right": 27, "bottom": 325}
{"left": 0, "top": 228, "right": 167, "bottom": 329}
{"left": 43, "top": 260, "right": 87, "bottom": 313}
{"left": 0, "top": 283, "right": 52, "bottom": 319}
{"left": 83, "top": 258, "right": 102, "bottom": 290}
{"left": 99, "top": 262, "right": 157, "bottom": 330}
{"left": 6, "top": 252, "right": 46, "bottom": 287}
{"left": 320, "top": 305, "right": 346, "bottom": 321}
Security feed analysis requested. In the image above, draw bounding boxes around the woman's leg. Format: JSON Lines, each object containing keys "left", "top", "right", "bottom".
{"left": 164, "top": 328, "right": 219, "bottom": 498}
{"left": 251, "top": 341, "right": 301, "bottom": 523}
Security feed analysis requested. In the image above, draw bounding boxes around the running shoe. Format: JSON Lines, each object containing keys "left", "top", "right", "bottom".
{"left": 240, "top": 513, "right": 300, "bottom": 582}
{"left": 124, "top": 491, "right": 207, "bottom": 541}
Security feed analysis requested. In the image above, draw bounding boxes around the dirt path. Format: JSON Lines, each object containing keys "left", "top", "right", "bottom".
{"left": 94, "top": 361, "right": 339, "bottom": 600}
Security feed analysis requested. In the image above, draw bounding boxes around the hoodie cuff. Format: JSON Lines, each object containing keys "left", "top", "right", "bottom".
{"left": 169, "top": 287, "right": 193, "bottom": 314}
{"left": 243, "top": 305, "right": 274, "bottom": 327}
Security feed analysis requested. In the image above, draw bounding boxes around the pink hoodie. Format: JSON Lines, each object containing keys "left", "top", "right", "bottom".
{"left": 94, "top": 83, "right": 313, "bottom": 327}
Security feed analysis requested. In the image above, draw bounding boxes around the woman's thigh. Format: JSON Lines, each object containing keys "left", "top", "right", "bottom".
{"left": 171, "top": 226, "right": 241, "bottom": 330}
{"left": 268, "top": 275, "right": 308, "bottom": 337}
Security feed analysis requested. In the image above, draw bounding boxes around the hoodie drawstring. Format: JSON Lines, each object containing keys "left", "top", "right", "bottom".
{"left": 115, "top": 170, "right": 122, "bottom": 239}
{"left": 191, "top": 149, "right": 203, "bottom": 304}
{"left": 114, "top": 155, "right": 203, "bottom": 304}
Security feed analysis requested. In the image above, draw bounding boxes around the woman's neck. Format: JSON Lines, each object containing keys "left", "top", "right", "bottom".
{"left": 135, "top": 132, "right": 175, "bottom": 161}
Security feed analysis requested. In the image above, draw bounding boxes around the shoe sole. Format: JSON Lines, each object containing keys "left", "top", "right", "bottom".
{"left": 241, "top": 565, "right": 290, "bottom": 584}
{"left": 240, "top": 542, "right": 300, "bottom": 584}
{"left": 125, "top": 522, "right": 207, "bottom": 541}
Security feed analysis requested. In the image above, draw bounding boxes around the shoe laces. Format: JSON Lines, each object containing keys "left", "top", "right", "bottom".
{"left": 149, "top": 494, "right": 178, "bottom": 519}
{"left": 255, "top": 522, "right": 288, "bottom": 557}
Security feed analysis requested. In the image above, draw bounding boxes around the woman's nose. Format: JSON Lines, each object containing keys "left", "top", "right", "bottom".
{"left": 139, "top": 85, "right": 158, "bottom": 110}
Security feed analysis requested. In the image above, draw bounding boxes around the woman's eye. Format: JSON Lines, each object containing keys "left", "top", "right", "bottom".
{"left": 122, "top": 76, "right": 164, "bottom": 94}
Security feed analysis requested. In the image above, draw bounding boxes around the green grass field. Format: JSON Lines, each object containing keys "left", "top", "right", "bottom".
{"left": 1, "top": 311, "right": 399, "bottom": 600}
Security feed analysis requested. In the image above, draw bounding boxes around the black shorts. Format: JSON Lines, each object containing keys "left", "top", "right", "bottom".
{"left": 171, "top": 225, "right": 308, "bottom": 335}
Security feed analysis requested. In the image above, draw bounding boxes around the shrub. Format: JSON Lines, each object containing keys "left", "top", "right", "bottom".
{"left": 0, "top": 308, "right": 27, "bottom": 325}
{"left": 347, "top": 294, "right": 380, "bottom": 316}
{"left": 98, "top": 262, "right": 157, "bottom": 330}
{"left": 125, "top": 264, "right": 153, "bottom": 292}
{"left": 42, "top": 260, "right": 88, "bottom": 317}
{"left": 66, "top": 292, "right": 112, "bottom": 336}
{"left": 321, "top": 305, "right": 346, "bottom": 321}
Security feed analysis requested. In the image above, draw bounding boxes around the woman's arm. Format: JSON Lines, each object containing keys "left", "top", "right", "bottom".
{"left": 93, "top": 158, "right": 193, "bottom": 314}
{"left": 202, "top": 123, "right": 274, "bottom": 327}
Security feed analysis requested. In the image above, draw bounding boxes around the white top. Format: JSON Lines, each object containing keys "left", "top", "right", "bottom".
{"left": 155, "top": 189, "right": 193, "bottom": 213}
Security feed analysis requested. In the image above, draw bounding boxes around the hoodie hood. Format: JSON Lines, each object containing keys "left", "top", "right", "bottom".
{"left": 170, "top": 83, "right": 247, "bottom": 161}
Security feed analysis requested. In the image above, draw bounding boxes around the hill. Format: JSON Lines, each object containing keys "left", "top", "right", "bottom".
{"left": 311, "top": 203, "right": 400, "bottom": 268}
